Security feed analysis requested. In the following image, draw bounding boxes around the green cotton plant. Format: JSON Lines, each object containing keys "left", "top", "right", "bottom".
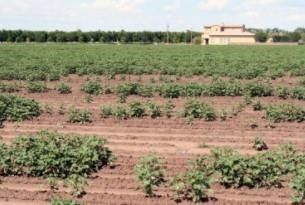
{"left": 0, "top": 95, "right": 40, "bottom": 122}
{"left": 128, "top": 101, "right": 145, "bottom": 118}
{"left": 26, "top": 81, "right": 48, "bottom": 93}
{"left": 67, "top": 106, "right": 92, "bottom": 124}
{"left": 115, "top": 83, "right": 140, "bottom": 103}
{"left": 0, "top": 82, "right": 21, "bottom": 93}
{"left": 243, "top": 82, "right": 274, "bottom": 97}
{"left": 80, "top": 80, "right": 102, "bottom": 95}
{"left": 181, "top": 99, "right": 216, "bottom": 121}
{"left": 277, "top": 86, "right": 290, "bottom": 99}
{"left": 135, "top": 154, "right": 165, "bottom": 197}
{"left": 100, "top": 105, "right": 113, "bottom": 118}
{"left": 113, "top": 106, "right": 129, "bottom": 120}
{"left": 137, "top": 84, "right": 154, "bottom": 97}
{"left": 50, "top": 197, "right": 82, "bottom": 205}
{"left": 253, "top": 137, "right": 268, "bottom": 151}
{"left": 290, "top": 86, "right": 305, "bottom": 100}
{"left": 265, "top": 104, "right": 305, "bottom": 123}
{"left": 4, "top": 130, "right": 114, "bottom": 196}
{"left": 164, "top": 100, "right": 175, "bottom": 118}
{"left": 290, "top": 167, "right": 305, "bottom": 204}
{"left": 146, "top": 102, "right": 162, "bottom": 119}
{"left": 170, "top": 169, "right": 211, "bottom": 203}
{"left": 56, "top": 82, "right": 72, "bottom": 94}
{"left": 156, "top": 83, "right": 181, "bottom": 98}
{"left": 197, "top": 147, "right": 284, "bottom": 189}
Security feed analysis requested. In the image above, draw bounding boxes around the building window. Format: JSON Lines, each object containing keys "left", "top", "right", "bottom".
{"left": 221, "top": 27, "right": 224, "bottom": 32}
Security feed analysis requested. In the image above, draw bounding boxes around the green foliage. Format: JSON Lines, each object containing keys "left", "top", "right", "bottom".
{"left": 253, "top": 137, "right": 268, "bottom": 151}
{"left": 265, "top": 104, "right": 305, "bottom": 123}
{"left": 180, "top": 83, "right": 204, "bottom": 97}
{"left": 80, "top": 81, "right": 101, "bottom": 95}
{"left": 290, "top": 86, "right": 305, "bottom": 100}
{"left": 0, "top": 95, "right": 40, "bottom": 121}
{"left": 146, "top": 102, "right": 162, "bottom": 119}
{"left": 2, "top": 45, "right": 305, "bottom": 80}
{"left": 56, "top": 83, "right": 71, "bottom": 94}
{"left": 100, "top": 105, "right": 113, "bottom": 118}
{"left": 50, "top": 197, "right": 81, "bottom": 205}
{"left": 205, "top": 79, "right": 243, "bottom": 97}
{"left": 26, "top": 81, "right": 48, "bottom": 93}
{"left": 135, "top": 154, "right": 165, "bottom": 197}
{"left": 290, "top": 167, "right": 305, "bottom": 204}
{"left": 182, "top": 99, "right": 216, "bottom": 121}
{"left": 164, "top": 100, "right": 175, "bottom": 118}
{"left": 8, "top": 130, "right": 112, "bottom": 177}
{"left": 297, "top": 77, "right": 305, "bottom": 86}
{"left": 252, "top": 98, "right": 263, "bottom": 111}
{"left": 255, "top": 31, "right": 268, "bottom": 42}
{"left": 137, "top": 85, "right": 153, "bottom": 97}
{"left": 0, "top": 82, "right": 21, "bottom": 93}
{"left": 157, "top": 83, "right": 181, "bottom": 98}
{"left": 113, "top": 106, "right": 129, "bottom": 120}
{"left": 244, "top": 82, "right": 273, "bottom": 97}
{"left": 48, "top": 72, "right": 61, "bottom": 81}
{"left": 170, "top": 169, "right": 211, "bottom": 203}
{"left": 209, "top": 147, "right": 283, "bottom": 188}
{"left": 128, "top": 101, "right": 145, "bottom": 118}
{"left": 67, "top": 106, "right": 92, "bottom": 124}
{"left": 277, "top": 86, "right": 290, "bottom": 99}
{"left": 115, "top": 83, "right": 139, "bottom": 103}
{"left": 0, "top": 131, "right": 113, "bottom": 195}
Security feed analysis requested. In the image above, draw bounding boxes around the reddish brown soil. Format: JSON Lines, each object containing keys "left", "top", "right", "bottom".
{"left": 0, "top": 76, "right": 305, "bottom": 205}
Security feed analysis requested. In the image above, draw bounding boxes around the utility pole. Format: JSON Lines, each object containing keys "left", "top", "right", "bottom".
{"left": 190, "top": 29, "right": 193, "bottom": 44}
{"left": 166, "top": 24, "right": 170, "bottom": 44}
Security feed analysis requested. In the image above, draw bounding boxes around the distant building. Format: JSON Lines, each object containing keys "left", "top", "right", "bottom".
{"left": 202, "top": 24, "right": 255, "bottom": 45}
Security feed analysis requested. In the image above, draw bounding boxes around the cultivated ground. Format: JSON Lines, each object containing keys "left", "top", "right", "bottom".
{"left": 1, "top": 75, "right": 305, "bottom": 204}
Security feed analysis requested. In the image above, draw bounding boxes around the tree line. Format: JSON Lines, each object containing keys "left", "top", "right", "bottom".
{"left": 0, "top": 30, "right": 201, "bottom": 44}
{"left": 247, "top": 27, "right": 305, "bottom": 43}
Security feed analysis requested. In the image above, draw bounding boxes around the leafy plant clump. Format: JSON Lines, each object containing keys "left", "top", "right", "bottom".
{"left": 80, "top": 80, "right": 102, "bottom": 95}
{"left": 128, "top": 101, "right": 145, "bottom": 118}
{"left": 181, "top": 99, "right": 216, "bottom": 121}
{"left": 244, "top": 82, "right": 273, "bottom": 97}
{"left": 146, "top": 102, "right": 162, "bottom": 118}
{"left": 26, "top": 81, "right": 48, "bottom": 93}
{"left": 0, "top": 82, "right": 21, "bottom": 93}
{"left": 100, "top": 105, "right": 113, "bottom": 118}
{"left": 252, "top": 98, "right": 263, "bottom": 111}
{"left": 290, "top": 167, "right": 305, "bottom": 204}
{"left": 265, "top": 104, "right": 305, "bottom": 123}
{"left": 67, "top": 106, "right": 92, "bottom": 124}
{"left": 277, "top": 86, "right": 290, "bottom": 99}
{"left": 290, "top": 86, "right": 305, "bottom": 100}
{"left": 56, "top": 83, "right": 72, "bottom": 94}
{"left": 135, "top": 154, "right": 165, "bottom": 197}
{"left": 0, "top": 130, "right": 114, "bottom": 196}
{"left": 170, "top": 169, "right": 211, "bottom": 203}
{"left": 0, "top": 95, "right": 40, "bottom": 122}
{"left": 253, "top": 137, "right": 268, "bottom": 151}
{"left": 115, "top": 83, "right": 139, "bottom": 103}
{"left": 50, "top": 197, "right": 81, "bottom": 205}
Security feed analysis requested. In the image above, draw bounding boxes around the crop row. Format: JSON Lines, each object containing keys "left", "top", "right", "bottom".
{"left": 0, "top": 130, "right": 114, "bottom": 196}
{"left": 4, "top": 80, "right": 305, "bottom": 102}
{"left": 1, "top": 94, "right": 303, "bottom": 125}
{"left": 135, "top": 144, "right": 305, "bottom": 204}
{"left": 1, "top": 45, "right": 305, "bottom": 80}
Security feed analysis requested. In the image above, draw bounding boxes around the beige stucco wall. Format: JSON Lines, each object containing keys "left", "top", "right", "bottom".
{"left": 205, "top": 36, "right": 255, "bottom": 45}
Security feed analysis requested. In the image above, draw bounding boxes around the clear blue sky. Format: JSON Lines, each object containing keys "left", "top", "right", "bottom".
{"left": 0, "top": 0, "right": 304, "bottom": 31}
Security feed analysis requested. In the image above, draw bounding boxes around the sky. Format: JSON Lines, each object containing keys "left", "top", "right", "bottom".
{"left": 0, "top": 0, "right": 304, "bottom": 32}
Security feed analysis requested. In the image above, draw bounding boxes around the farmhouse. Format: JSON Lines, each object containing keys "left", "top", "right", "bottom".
{"left": 202, "top": 24, "right": 255, "bottom": 45}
